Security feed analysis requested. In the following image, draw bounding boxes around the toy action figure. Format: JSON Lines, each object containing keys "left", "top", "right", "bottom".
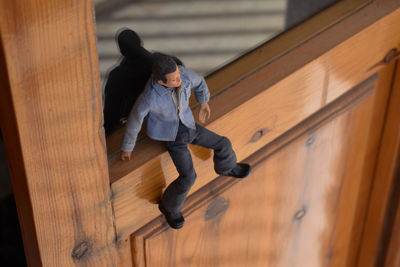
{"left": 103, "top": 29, "right": 183, "bottom": 136}
{"left": 120, "top": 55, "right": 251, "bottom": 229}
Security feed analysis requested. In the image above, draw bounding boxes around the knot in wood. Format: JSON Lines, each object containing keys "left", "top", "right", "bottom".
{"left": 205, "top": 198, "right": 230, "bottom": 221}
{"left": 72, "top": 241, "right": 90, "bottom": 260}
{"left": 294, "top": 206, "right": 307, "bottom": 221}
{"left": 306, "top": 136, "right": 316, "bottom": 146}
{"left": 383, "top": 48, "right": 399, "bottom": 63}
{"left": 250, "top": 128, "right": 269, "bottom": 143}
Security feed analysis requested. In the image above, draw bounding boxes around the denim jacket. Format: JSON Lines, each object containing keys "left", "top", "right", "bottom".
{"left": 121, "top": 66, "right": 210, "bottom": 152}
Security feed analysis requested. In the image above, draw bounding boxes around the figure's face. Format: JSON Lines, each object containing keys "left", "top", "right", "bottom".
{"left": 157, "top": 65, "right": 181, "bottom": 88}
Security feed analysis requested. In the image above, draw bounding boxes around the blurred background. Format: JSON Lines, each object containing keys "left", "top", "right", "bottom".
{"left": 95, "top": 0, "right": 337, "bottom": 87}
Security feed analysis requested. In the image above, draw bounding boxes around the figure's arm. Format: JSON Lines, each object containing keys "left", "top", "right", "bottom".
{"left": 198, "top": 102, "right": 211, "bottom": 123}
{"left": 185, "top": 69, "right": 211, "bottom": 123}
{"left": 120, "top": 93, "right": 150, "bottom": 160}
{"left": 186, "top": 68, "right": 210, "bottom": 104}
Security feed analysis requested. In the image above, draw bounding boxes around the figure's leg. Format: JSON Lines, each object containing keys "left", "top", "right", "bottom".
{"left": 161, "top": 141, "right": 197, "bottom": 214}
{"left": 191, "top": 124, "right": 237, "bottom": 174}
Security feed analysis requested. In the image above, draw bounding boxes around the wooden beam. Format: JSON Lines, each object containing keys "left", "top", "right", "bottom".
{"left": 0, "top": 1, "right": 118, "bottom": 266}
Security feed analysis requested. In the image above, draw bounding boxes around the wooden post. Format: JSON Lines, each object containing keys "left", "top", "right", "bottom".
{"left": 0, "top": 1, "right": 118, "bottom": 266}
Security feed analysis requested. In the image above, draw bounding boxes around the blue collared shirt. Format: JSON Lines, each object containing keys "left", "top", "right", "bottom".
{"left": 121, "top": 66, "right": 210, "bottom": 152}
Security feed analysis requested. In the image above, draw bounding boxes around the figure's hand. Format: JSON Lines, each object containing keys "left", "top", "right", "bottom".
{"left": 199, "top": 102, "right": 211, "bottom": 123}
{"left": 120, "top": 151, "right": 132, "bottom": 161}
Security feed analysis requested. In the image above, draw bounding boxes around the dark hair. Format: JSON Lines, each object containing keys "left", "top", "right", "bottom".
{"left": 152, "top": 54, "right": 177, "bottom": 83}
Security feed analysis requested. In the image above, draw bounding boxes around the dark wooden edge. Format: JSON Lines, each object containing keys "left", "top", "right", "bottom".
{"left": 356, "top": 60, "right": 400, "bottom": 267}
{"left": 379, "top": 61, "right": 400, "bottom": 267}
{"left": 108, "top": 0, "right": 400, "bottom": 183}
{"left": 380, "top": 160, "right": 400, "bottom": 266}
{"left": 382, "top": 163, "right": 400, "bottom": 267}
{"left": 129, "top": 74, "right": 378, "bottom": 258}
{"left": 0, "top": 32, "right": 42, "bottom": 267}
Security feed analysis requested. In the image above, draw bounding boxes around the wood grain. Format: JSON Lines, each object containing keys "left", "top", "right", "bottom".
{"left": 130, "top": 75, "right": 380, "bottom": 266}
{"left": 337, "top": 61, "right": 397, "bottom": 267}
{"left": 116, "top": 237, "right": 133, "bottom": 267}
{"left": 0, "top": 31, "right": 42, "bottom": 267}
{"left": 357, "top": 60, "right": 400, "bottom": 267}
{"left": 0, "top": 1, "right": 118, "bottom": 266}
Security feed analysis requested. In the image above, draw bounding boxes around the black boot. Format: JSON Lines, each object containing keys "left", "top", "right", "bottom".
{"left": 220, "top": 163, "right": 251, "bottom": 178}
{"left": 158, "top": 203, "right": 185, "bottom": 229}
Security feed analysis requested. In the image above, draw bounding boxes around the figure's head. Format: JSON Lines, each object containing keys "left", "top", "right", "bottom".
{"left": 117, "top": 29, "right": 142, "bottom": 55}
{"left": 116, "top": 28, "right": 152, "bottom": 60}
{"left": 153, "top": 55, "right": 181, "bottom": 88}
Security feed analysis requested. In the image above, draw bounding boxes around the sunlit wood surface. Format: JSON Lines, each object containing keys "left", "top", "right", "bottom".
{"left": 130, "top": 60, "right": 396, "bottom": 266}
{"left": 132, "top": 90, "right": 375, "bottom": 267}
{"left": 111, "top": 57, "right": 326, "bottom": 238}
{"left": 111, "top": 8, "right": 400, "bottom": 244}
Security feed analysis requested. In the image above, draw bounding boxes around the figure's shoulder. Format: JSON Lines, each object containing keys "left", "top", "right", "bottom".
{"left": 142, "top": 76, "right": 153, "bottom": 92}
{"left": 179, "top": 66, "right": 202, "bottom": 83}
{"left": 178, "top": 66, "right": 188, "bottom": 79}
{"left": 179, "top": 65, "right": 194, "bottom": 75}
{"left": 142, "top": 76, "right": 162, "bottom": 102}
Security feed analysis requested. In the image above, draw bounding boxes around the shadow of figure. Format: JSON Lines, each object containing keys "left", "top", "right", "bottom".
{"left": 133, "top": 143, "right": 168, "bottom": 205}
{"left": 103, "top": 28, "right": 184, "bottom": 136}
{"left": 189, "top": 144, "right": 213, "bottom": 162}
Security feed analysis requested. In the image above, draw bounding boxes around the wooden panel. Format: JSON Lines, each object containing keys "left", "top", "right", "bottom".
{"left": 111, "top": 7, "right": 400, "bottom": 243}
{"left": 0, "top": 1, "right": 119, "bottom": 266}
{"left": 130, "top": 73, "right": 384, "bottom": 267}
{"left": 339, "top": 61, "right": 397, "bottom": 267}
{"left": 357, "top": 61, "right": 400, "bottom": 267}
{"left": 111, "top": 57, "right": 326, "bottom": 240}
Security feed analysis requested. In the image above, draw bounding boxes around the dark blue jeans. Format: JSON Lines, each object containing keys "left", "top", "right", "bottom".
{"left": 161, "top": 121, "right": 237, "bottom": 213}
